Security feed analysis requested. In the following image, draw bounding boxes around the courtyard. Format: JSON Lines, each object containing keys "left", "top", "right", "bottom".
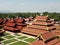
{"left": 0, "top": 31, "right": 36, "bottom": 45}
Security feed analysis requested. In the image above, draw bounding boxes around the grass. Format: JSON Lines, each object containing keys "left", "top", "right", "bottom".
{"left": 14, "top": 33, "right": 21, "bottom": 36}
{"left": 0, "top": 32, "right": 36, "bottom": 45}
{"left": 25, "top": 38, "right": 36, "bottom": 42}
{"left": 4, "top": 32, "right": 10, "bottom": 36}
{"left": 0, "top": 37, "right": 5, "bottom": 41}
{"left": 10, "top": 41, "right": 28, "bottom": 45}
{"left": 3, "top": 39, "right": 17, "bottom": 44}
{"left": 4, "top": 35, "right": 15, "bottom": 39}
{"left": 18, "top": 36, "right": 27, "bottom": 39}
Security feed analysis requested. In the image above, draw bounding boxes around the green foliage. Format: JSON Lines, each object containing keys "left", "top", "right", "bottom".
{"left": 25, "top": 38, "right": 36, "bottom": 42}
{"left": 0, "top": 12, "right": 39, "bottom": 18}
{"left": 0, "top": 12, "right": 60, "bottom": 21}
{"left": 10, "top": 41, "right": 28, "bottom": 45}
{"left": 43, "top": 12, "right": 60, "bottom": 21}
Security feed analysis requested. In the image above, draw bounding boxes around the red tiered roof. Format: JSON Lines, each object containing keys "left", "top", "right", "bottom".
{"left": 22, "top": 27, "right": 48, "bottom": 35}
{"left": 30, "top": 32, "right": 60, "bottom": 45}
{"left": 7, "top": 19, "right": 14, "bottom": 23}
{"left": 21, "top": 16, "right": 55, "bottom": 36}
{"left": 30, "top": 40, "right": 47, "bottom": 45}
{"left": 35, "top": 16, "right": 48, "bottom": 21}
{"left": 3, "top": 17, "right": 26, "bottom": 31}
{"left": 54, "top": 42, "right": 60, "bottom": 45}
{"left": 4, "top": 26, "right": 15, "bottom": 31}
{"left": 0, "top": 18, "right": 4, "bottom": 27}
{"left": 40, "top": 32, "right": 55, "bottom": 41}
{"left": 15, "top": 18, "right": 23, "bottom": 23}
{"left": 47, "top": 38, "right": 60, "bottom": 45}
{"left": 16, "top": 26, "right": 23, "bottom": 30}
{"left": 28, "top": 25, "right": 55, "bottom": 30}
{"left": 0, "top": 30, "right": 5, "bottom": 34}
{"left": 6, "top": 23, "right": 15, "bottom": 27}
{"left": 40, "top": 32, "right": 60, "bottom": 45}
{"left": 0, "top": 18, "right": 3, "bottom": 22}
{"left": 32, "top": 21, "right": 54, "bottom": 25}
{"left": 54, "top": 24, "right": 60, "bottom": 30}
{"left": 52, "top": 30, "right": 60, "bottom": 36}
{"left": 16, "top": 23, "right": 26, "bottom": 26}
{"left": 0, "top": 25, "right": 4, "bottom": 27}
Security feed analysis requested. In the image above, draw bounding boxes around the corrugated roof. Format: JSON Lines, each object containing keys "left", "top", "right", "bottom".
{"left": 52, "top": 30, "right": 60, "bottom": 36}
{"left": 40, "top": 32, "right": 55, "bottom": 41}
{"left": 0, "top": 30, "right": 5, "bottom": 33}
{"left": 35, "top": 16, "right": 48, "bottom": 21}
{"left": 30, "top": 40, "right": 46, "bottom": 45}
{"left": 28, "top": 25, "right": 55, "bottom": 30}
{"left": 32, "top": 21, "right": 54, "bottom": 25}
{"left": 47, "top": 38, "right": 60, "bottom": 45}
{"left": 21, "top": 27, "right": 48, "bottom": 35}
{"left": 15, "top": 18, "right": 23, "bottom": 23}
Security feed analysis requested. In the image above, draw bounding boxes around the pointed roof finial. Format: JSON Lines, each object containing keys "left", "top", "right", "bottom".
{"left": 40, "top": 13, "right": 43, "bottom": 16}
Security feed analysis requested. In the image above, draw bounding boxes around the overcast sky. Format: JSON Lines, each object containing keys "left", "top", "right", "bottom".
{"left": 0, "top": 0, "right": 60, "bottom": 13}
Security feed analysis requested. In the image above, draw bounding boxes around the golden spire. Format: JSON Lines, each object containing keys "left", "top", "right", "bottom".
{"left": 46, "top": 27, "right": 49, "bottom": 30}
{"left": 46, "top": 23, "right": 48, "bottom": 25}
{"left": 37, "top": 33, "right": 41, "bottom": 38}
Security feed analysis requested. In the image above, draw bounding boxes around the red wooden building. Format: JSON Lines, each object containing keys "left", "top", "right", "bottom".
{"left": 21, "top": 15, "right": 55, "bottom": 36}
{"left": 4, "top": 17, "right": 26, "bottom": 31}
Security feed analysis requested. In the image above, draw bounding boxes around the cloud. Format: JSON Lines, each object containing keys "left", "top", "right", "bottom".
{"left": 0, "top": 0, "right": 60, "bottom": 12}
{"left": 20, "top": 3, "right": 24, "bottom": 6}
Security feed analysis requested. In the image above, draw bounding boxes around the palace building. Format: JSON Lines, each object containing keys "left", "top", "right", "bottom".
{"left": 0, "top": 15, "right": 60, "bottom": 45}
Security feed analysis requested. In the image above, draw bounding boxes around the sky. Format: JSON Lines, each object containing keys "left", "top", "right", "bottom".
{"left": 0, "top": 0, "right": 60, "bottom": 13}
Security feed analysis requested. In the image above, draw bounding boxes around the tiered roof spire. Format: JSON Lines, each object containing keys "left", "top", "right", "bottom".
{"left": 21, "top": 15, "right": 55, "bottom": 36}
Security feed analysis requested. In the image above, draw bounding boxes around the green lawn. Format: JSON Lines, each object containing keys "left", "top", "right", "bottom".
{"left": 0, "top": 32, "right": 36, "bottom": 45}
{"left": 10, "top": 41, "right": 28, "bottom": 45}
{"left": 4, "top": 35, "right": 15, "bottom": 39}
{"left": 14, "top": 33, "right": 21, "bottom": 36}
{"left": 25, "top": 38, "right": 36, "bottom": 42}
{"left": 18, "top": 36, "right": 27, "bottom": 39}
{"left": 0, "top": 37, "right": 5, "bottom": 41}
{"left": 4, "top": 32, "right": 10, "bottom": 36}
{"left": 3, "top": 39, "right": 17, "bottom": 44}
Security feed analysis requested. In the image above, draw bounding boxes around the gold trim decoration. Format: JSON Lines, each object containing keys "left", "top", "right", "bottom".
{"left": 46, "top": 27, "right": 49, "bottom": 30}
